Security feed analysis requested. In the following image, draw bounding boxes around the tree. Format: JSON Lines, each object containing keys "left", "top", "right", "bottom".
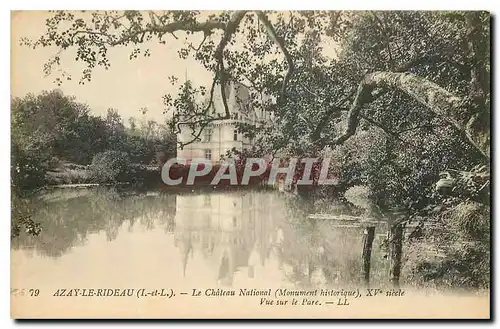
{"left": 88, "top": 150, "right": 133, "bottom": 183}
{"left": 105, "top": 108, "right": 125, "bottom": 136}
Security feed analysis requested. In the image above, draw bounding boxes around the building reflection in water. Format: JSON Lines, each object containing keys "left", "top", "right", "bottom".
{"left": 174, "top": 191, "right": 285, "bottom": 287}
{"left": 11, "top": 188, "right": 381, "bottom": 289}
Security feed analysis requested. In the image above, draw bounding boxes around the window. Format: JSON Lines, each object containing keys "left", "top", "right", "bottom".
{"left": 233, "top": 129, "right": 238, "bottom": 141}
{"left": 203, "top": 128, "right": 212, "bottom": 142}
{"left": 205, "top": 149, "right": 212, "bottom": 160}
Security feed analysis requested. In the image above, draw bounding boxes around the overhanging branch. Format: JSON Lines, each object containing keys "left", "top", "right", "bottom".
{"left": 256, "top": 11, "right": 295, "bottom": 104}
{"left": 330, "top": 71, "right": 490, "bottom": 159}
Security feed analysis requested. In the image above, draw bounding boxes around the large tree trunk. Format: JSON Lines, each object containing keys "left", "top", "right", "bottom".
{"left": 331, "top": 72, "right": 490, "bottom": 159}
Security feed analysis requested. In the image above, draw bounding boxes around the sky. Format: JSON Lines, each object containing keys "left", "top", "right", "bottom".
{"left": 11, "top": 11, "right": 213, "bottom": 123}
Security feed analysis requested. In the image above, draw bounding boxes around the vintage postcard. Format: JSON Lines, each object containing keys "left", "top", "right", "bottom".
{"left": 10, "top": 10, "right": 491, "bottom": 319}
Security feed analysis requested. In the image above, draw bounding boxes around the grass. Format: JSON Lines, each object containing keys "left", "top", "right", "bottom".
{"left": 46, "top": 162, "right": 92, "bottom": 185}
{"left": 46, "top": 168, "right": 91, "bottom": 185}
{"left": 46, "top": 162, "right": 162, "bottom": 186}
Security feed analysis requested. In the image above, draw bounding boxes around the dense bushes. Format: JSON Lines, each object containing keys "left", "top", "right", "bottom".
{"left": 89, "top": 151, "right": 134, "bottom": 183}
{"left": 11, "top": 142, "right": 50, "bottom": 193}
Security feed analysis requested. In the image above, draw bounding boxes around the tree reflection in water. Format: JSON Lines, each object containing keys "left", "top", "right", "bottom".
{"left": 12, "top": 187, "right": 388, "bottom": 287}
{"left": 11, "top": 187, "right": 177, "bottom": 257}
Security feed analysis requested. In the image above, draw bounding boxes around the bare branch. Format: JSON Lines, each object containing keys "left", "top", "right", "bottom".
{"left": 256, "top": 11, "right": 295, "bottom": 104}
{"left": 66, "top": 12, "right": 229, "bottom": 47}
{"left": 188, "top": 33, "right": 207, "bottom": 51}
{"left": 302, "top": 85, "right": 321, "bottom": 98}
{"left": 395, "top": 123, "right": 440, "bottom": 135}
{"left": 239, "top": 72, "right": 264, "bottom": 93}
{"left": 310, "top": 89, "right": 357, "bottom": 142}
{"left": 111, "top": 17, "right": 226, "bottom": 45}
{"left": 359, "top": 114, "right": 401, "bottom": 140}
{"left": 215, "top": 11, "right": 248, "bottom": 119}
{"left": 371, "top": 12, "right": 394, "bottom": 69}
{"left": 174, "top": 78, "right": 217, "bottom": 136}
{"left": 358, "top": 113, "right": 446, "bottom": 157}
{"left": 394, "top": 52, "right": 471, "bottom": 76}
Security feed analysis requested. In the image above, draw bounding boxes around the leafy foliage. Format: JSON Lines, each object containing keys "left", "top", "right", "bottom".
{"left": 88, "top": 150, "right": 133, "bottom": 183}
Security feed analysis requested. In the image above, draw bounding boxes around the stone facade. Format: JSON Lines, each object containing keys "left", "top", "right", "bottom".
{"left": 176, "top": 82, "right": 271, "bottom": 163}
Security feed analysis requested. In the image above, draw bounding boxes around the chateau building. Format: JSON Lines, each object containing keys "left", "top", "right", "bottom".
{"left": 176, "top": 81, "right": 271, "bottom": 163}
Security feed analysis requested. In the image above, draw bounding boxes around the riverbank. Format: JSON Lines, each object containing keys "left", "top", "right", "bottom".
{"left": 45, "top": 162, "right": 160, "bottom": 186}
{"left": 43, "top": 161, "right": 284, "bottom": 192}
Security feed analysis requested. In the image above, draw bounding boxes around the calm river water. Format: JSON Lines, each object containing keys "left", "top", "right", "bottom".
{"left": 12, "top": 187, "right": 391, "bottom": 293}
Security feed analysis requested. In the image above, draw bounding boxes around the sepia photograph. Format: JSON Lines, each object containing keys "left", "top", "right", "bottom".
{"left": 10, "top": 7, "right": 491, "bottom": 319}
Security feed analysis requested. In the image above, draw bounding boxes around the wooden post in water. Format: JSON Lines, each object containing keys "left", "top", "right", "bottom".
{"left": 361, "top": 226, "right": 376, "bottom": 285}
{"left": 389, "top": 223, "right": 404, "bottom": 287}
